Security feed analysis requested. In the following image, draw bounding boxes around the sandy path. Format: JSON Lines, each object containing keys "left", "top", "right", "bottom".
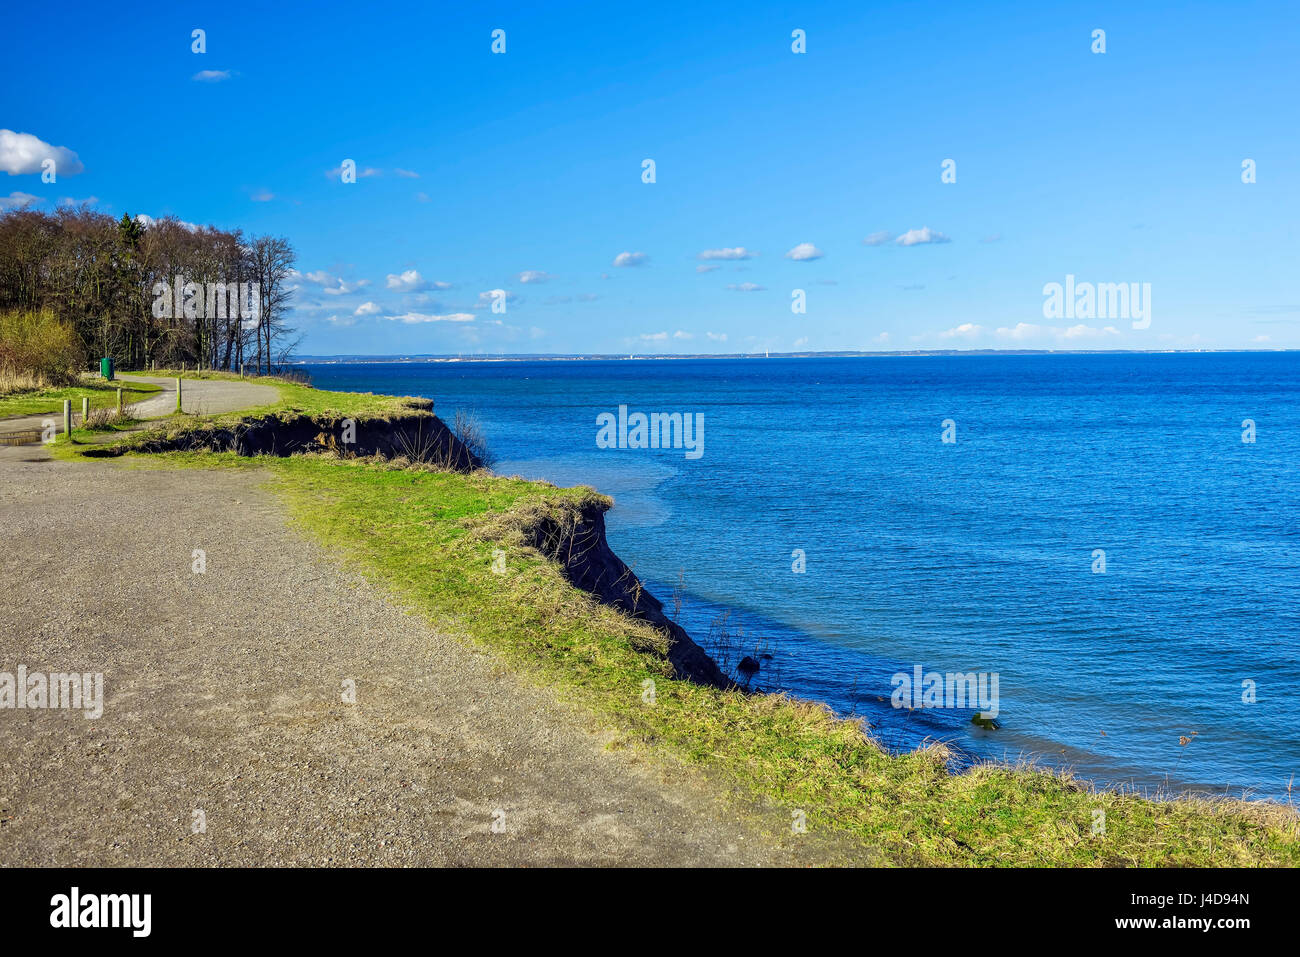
{"left": 0, "top": 446, "right": 863, "bottom": 866}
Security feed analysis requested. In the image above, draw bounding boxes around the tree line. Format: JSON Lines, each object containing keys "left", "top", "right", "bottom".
{"left": 0, "top": 206, "right": 297, "bottom": 373}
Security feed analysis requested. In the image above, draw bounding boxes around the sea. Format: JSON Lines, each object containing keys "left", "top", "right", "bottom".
{"left": 301, "top": 353, "right": 1300, "bottom": 800}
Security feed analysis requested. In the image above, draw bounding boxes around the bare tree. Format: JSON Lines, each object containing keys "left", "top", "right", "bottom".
{"left": 0, "top": 208, "right": 296, "bottom": 373}
{"left": 246, "top": 235, "right": 296, "bottom": 374}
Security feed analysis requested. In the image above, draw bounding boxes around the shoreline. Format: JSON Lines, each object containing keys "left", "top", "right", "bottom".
{"left": 293, "top": 348, "right": 1299, "bottom": 364}
{"left": 312, "top": 358, "right": 1296, "bottom": 805}
{"left": 642, "top": 572, "right": 1236, "bottom": 803}
{"left": 32, "top": 369, "right": 1300, "bottom": 864}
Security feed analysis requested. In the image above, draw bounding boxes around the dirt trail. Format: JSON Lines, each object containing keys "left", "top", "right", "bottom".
{"left": 0, "top": 375, "right": 279, "bottom": 442}
{"left": 113, "top": 374, "right": 280, "bottom": 418}
{"left": 0, "top": 446, "right": 865, "bottom": 866}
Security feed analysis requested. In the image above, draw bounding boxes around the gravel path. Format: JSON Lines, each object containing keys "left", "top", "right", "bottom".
{"left": 0, "top": 445, "right": 863, "bottom": 866}
{"left": 114, "top": 374, "right": 280, "bottom": 418}
{"left": 0, "top": 375, "right": 279, "bottom": 442}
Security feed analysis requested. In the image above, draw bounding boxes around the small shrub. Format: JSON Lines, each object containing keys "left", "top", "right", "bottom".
{"left": 453, "top": 408, "right": 495, "bottom": 469}
{"left": 83, "top": 404, "right": 140, "bottom": 431}
{"left": 0, "top": 368, "right": 45, "bottom": 393}
{"left": 0, "top": 309, "right": 85, "bottom": 388}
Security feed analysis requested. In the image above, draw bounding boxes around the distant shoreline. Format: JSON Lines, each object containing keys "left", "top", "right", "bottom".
{"left": 294, "top": 348, "right": 1298, "bottom": 364}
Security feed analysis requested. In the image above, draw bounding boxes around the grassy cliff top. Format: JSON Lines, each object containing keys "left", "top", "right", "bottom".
{"left": 0, "top": 377, "right": 162, "bottom": 418}
{"left": 123, "top": 368, "right": 431, "bottom": 420}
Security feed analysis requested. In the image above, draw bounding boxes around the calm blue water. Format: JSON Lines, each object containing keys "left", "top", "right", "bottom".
{"left": 303, "top": 354, "right": 1300, "bottom": 800}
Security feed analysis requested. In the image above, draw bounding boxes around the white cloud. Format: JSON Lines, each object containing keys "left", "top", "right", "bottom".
{"left": 696, "top": 264, "right": 720, "bottom": 273}
{"left": 386, "top": 269, "right": 428, "bottom": 291}
{"left": 1062, "top": 324, "right": 1120, "bottom": 339}
{"left": 385, "top": 312, "right": 475, "bottom": 323}
{"left": 354, "top": 301, "right": 381, "bottom": 316}
{"left": 359, "top": 167, "right": 381, "bottom": 178}
{"left": 639, "top": 331, "right": 668, "bottom": 341}
{"left": 784, "top": 242, "right": 823, "bottom": 261}
{"left": 518, "top": 270, "right": 552, "bottom": 284}
{"left": 0, "top": 130, "right": 84, "bottom": 176}
{"left": 476, "top": 289, "right": 517, "bottom": 307}
{"left": 874, "top": 332, "right": 890, "bottom": 344}
{"left": 301, "top": 270, "right": 371, "bottom": 295}
{"left": 133, "top": 213, "right": 200, "bottom": 231}
{"left": 673, "top": 330, "right": 694, "bottom": 340}
{"left": 0, "top": 191, "right": 41, "bottom": 210}
{"left": 326, "top": 165, "right": 381, "bottom": 181}
{"left": 394, "top": 168, "right": 419, "bottom": 179}
{"left": 941, "top": 323, "right": 984, "bottom": 339}
{"left": 698, "top": 246, "right": 755, "bottom": 261}
{"left": 896, "top": 227, "right": 950, "bottom": 246}
{"left": 415, "top": 192, "right": 430, "bottom": 202}
{"left": 250, "top": 189, "right": 274, "bottom": 202}
{"left": 192, "top": 70, "right": 232, "bottom": 82}
{"left": 992, "top": 322, "right": 1120, "bottom": 342}
{"left": 324, "top": 281, "right": 368, "bottom": 295}
{"left": 726, "top": 282, "right": 766, "bottom": 292}
{"left": 57, "top": 196, "right": 98, "bottom": 207}
{"left": 613, "top": 251, "right": 647, "bottom": 267}
{"left": 993, "top": 322, "right": 1043, "bottom": 341}
{"left": 706, "top": 331, "right": 728, "bottom": 342}
{"left": 862, "top": 231, "right": 894, "bottom": 246}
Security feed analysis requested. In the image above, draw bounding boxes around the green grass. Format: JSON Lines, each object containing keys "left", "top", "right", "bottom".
{"left": 0, "top": 378, "right": 161, "bottom": 419}
{"left": 64, "top": 417, "right": 146, "bottom": 443}
{"left": 45, "top": 371, "right": 432, "bottom": 461}
{"left": 78, "top": 445, "right": 1299, "bottom": 866}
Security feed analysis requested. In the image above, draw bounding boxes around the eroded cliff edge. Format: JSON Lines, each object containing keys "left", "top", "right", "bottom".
{"left": 519, "top": 499, "right": 730, "bottom": 688}
{"left": 107, "top": 405, "right": 728, "bottom": 689}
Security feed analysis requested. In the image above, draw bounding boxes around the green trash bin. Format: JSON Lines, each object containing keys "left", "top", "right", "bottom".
{"left": 100, "top": 356, "right": 114, "bottom": 380}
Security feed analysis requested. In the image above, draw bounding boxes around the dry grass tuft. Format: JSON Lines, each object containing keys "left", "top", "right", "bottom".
{"left": 0, "top": 368, "right": 48, "bottom": 394}
{"left": 0, "top": 309, "right": 84, "bottom": 388}
{"left": 83, "top": 403, "right": 142, "bottom": 431}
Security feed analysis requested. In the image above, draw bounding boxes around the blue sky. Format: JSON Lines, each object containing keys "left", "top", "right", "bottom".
{"left": 3, "top": 0, "right": 1297, "bottom": 354}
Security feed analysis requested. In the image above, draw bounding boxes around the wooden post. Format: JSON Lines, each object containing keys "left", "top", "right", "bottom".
{"left": 63, "top": 399, "right": 71, "bottom": 436}
{"left": 81, "top": 396, "right": 89, "bottom": 424}
{"left": 176, "top": 377, "right": 183, "bottom": 413}
{"left": 117, "top": 389, "right": 123, "bottom": 415}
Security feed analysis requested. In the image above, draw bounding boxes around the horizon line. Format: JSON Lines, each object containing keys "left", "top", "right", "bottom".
{"left": 292, "top": 348, "right": 1299, "bottom": 362}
